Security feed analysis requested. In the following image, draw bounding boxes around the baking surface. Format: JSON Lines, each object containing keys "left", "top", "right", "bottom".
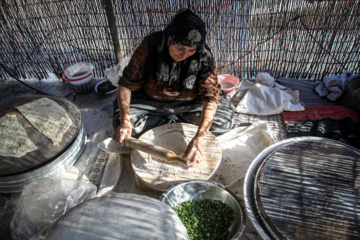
{"left": 253, "top": 138, "right": 360, "bottom": 239}
{"left": 0, "top": 95, "right": 82, "bottom": 176}
{"left": 131, "top": 123, "right": 222, "bottom": 191}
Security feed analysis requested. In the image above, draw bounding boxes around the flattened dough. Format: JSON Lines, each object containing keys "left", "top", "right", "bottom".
{"left": 0, "top": 114, "right": 38, "bottom": 157}
{"left": 131, "top": 123, "right": 222, "bottom": 191}
{"left": 16, "top": 98, "right": 73, "bottom": 145}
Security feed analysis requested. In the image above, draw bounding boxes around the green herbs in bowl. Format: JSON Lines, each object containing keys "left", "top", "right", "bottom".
{"left": 95, "top": 79, "right": 117, "bottom": 95}
{"left": 160, "top": 180, "right": 246, "bottom": 240}
{"left": 173, "top": 199, "right": 234, "bottom": 240}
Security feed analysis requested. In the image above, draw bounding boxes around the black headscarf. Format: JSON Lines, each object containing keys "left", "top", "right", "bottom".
{"left": 145, "top": 9, "right": 214, "bottom": 90}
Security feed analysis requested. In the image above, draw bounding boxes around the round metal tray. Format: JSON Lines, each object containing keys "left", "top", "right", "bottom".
{"left": 0, "top": 95, "right": 85, "bottom": 192}
{"left": 0, "top": 123, "right": 87, "bottom": 192}
{"left": 244, "top": 137, "right": 360, "bottom": 240}
{"left": 0, "top": 95, "right": 82, "bottom": 176}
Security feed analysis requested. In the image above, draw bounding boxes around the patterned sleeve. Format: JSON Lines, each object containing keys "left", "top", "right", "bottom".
{"left": 198, "top": 61, "right": 221, "bottom": 104}
{"left": 118, "top": 39, "right": 149, "bottom": 91}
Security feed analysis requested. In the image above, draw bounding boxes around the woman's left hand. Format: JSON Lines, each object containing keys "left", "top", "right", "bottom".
{"left": 182, "top": 102, "right": 217, "bottom": 167}
{"left": 182, "top": 136, "right": 204, "bottom": 167}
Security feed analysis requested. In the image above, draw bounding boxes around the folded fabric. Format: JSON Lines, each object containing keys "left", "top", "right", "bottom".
{"left": 313, "top": 81, "right": 328, "bottom": 97}
{"left": 229, "top": 79, "right": 305, "bottom": 115}
{"left": 282, "top": 105, "right": 360, "bottom": 149}
{"left": 314, "top": 70, "right": 355, "bottom": 101}
{"left": 284, "top": 117, "right": 360, "bottom": 150}
{"left": 281, "top": 105, "right": 359, "bottom": 124}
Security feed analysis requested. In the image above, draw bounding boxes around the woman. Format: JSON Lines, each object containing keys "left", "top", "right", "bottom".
{"left": 113, "top": 9, "right": 234, "bottom": 166}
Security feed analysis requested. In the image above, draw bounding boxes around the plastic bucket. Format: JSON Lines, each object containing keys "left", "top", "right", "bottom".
{"left": 218, "top": 74, "right": 240, "bottom": 93}
{"left": 62, "top": 63, "right": 94, "bottom": 94}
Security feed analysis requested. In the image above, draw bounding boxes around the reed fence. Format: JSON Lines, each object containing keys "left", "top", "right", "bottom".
{"left": 0, "top": 0, "right": 359, "bottom": 81}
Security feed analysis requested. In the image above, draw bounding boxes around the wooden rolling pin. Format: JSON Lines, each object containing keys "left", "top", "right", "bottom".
{"left": 125, "top": 136, "right": 190, "bottom": 167}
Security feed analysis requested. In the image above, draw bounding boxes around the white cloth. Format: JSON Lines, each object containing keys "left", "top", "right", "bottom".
{"left": 229, "top": 79, "right": 305, "bottom": 115}
{"left": 213, "top": 121, "right": 275, "bottom": 199}
{"left": 104, "top": 56, "right": 131, "bottom": 86}
{"left": 255, "top": 72, "right": 275, "bottom": 87}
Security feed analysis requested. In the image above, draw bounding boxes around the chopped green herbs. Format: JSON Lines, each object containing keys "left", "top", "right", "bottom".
{"left": 97, "top": 80, "right": 117, "bottom": 94}
{"left": 173, "top": 199, "right": 234, "bottom": 240}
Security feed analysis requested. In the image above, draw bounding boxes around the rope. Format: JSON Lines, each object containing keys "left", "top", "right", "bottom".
{"left": 219, "top": 14, "right": 347, "bottom": 72}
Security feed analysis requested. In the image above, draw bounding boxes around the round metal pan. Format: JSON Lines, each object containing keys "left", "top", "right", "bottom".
{"left": 0, "top": 123, "right": 87, "bottom": 192}
{"left": 244, "top": 137, "right": 360, "bottom": 240}
{"left": 0, "top": 95, "right": 82, "bottom": 176}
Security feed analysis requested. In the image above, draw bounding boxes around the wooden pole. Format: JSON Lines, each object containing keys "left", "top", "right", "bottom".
{"left": 103, "top": 0, "right": 121, "bottom": 63}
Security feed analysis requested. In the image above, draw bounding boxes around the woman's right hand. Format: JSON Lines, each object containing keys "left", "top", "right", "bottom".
{"left": 113, "top": 85, "right": 132, "bottom": 144}
{"left": 113, "top": 119, "right": 132, "bottom": 144}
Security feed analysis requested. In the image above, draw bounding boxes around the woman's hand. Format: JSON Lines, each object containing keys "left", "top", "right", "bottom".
{"left": 112, "top": 85, "right": 132, "bottom": 144}
{"left": 183, "top": 101, "right": 217, "bottom": 167}
{"left": 182, "top": 136, "right": 204, "bottom": 167}
{"left": 113, "top": 119, "right": 132, "bottom": 144}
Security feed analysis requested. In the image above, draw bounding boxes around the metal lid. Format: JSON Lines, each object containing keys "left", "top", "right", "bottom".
{"left": 248, "top": 137, "right": 360, "bottom": 239}
{"left": 44, "top": 193, "right": 189, "bottom": 240}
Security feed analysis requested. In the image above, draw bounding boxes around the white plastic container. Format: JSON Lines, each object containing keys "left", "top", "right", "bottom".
{"left": 62, "top": 63, "right": 94, "bottom": 94}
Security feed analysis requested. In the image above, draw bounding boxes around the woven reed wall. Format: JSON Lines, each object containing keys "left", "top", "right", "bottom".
{"left": 0, "top": 0, "right": 359, "bottom": 81}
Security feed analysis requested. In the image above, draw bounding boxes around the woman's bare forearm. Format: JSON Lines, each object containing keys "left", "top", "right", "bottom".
{"left": 117, "top": 85, "right": 131, "bottom": 124}
{"left": 195, "top": 101, "right": 217, "bottom": 140}
{"left": 182, "top": 101, "right": 217, "bottom": 166}
{"left": 113, "top": 85, "right": 132, "bottom": 143}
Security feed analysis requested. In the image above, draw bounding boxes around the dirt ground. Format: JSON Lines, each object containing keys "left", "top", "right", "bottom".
{"left": 0, "top": 77, "right": 260, "bottom": 240}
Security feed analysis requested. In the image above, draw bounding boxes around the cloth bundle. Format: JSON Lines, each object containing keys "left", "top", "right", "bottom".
{"left": 313, "top": 70, "right": 355, "bottom": 101}
{"left": 229, "top": 72, "right": 305, "bottom": 115}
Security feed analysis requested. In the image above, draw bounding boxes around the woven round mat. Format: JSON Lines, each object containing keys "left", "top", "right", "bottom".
{"left": 131, "top": 123, "right": 222, "bottom": 192}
